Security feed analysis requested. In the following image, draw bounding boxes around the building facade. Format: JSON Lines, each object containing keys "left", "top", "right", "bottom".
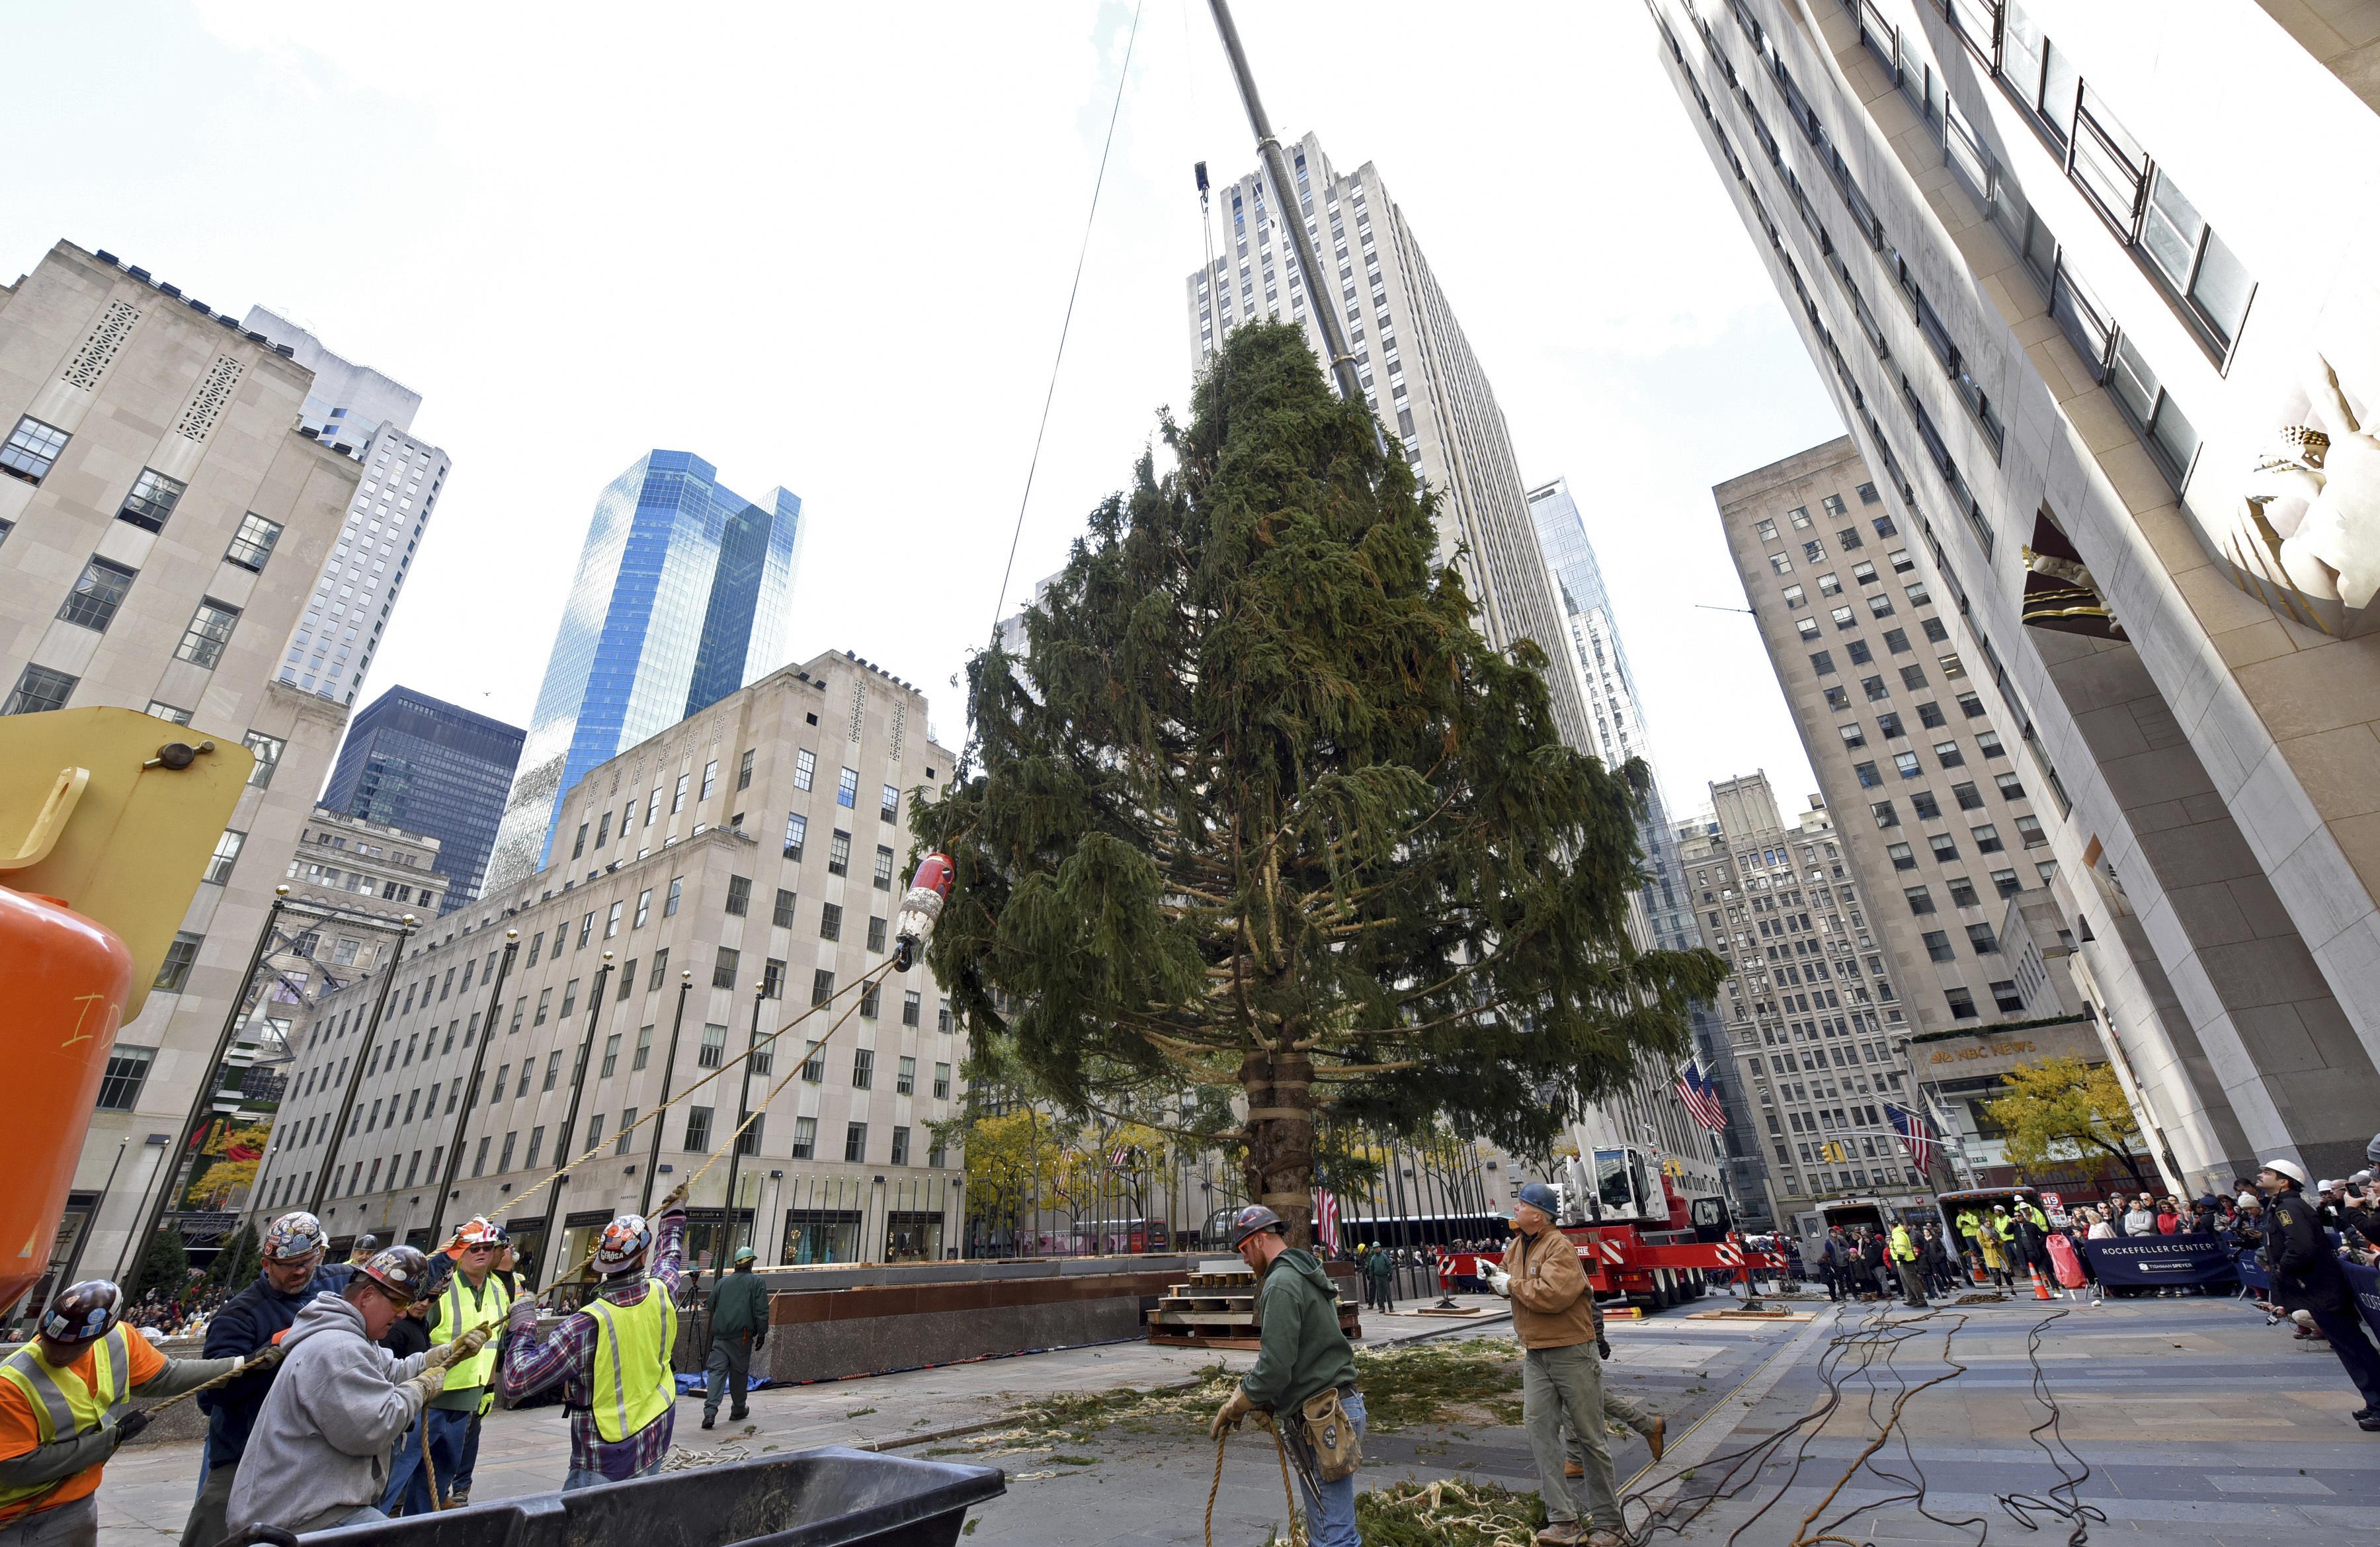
{"left": 241, "top": 308, "right": 450, "bottom": 710}
{"left": 1674, "top": 773, "right": 1942, "bottom": 1241}
{"left": 1, "top": 239, "right": 362, "bottom": 1275}
{"left": 1183, "top": 135, "right": 1594, "bottom": 753}
{"left": 249, "top": 651, "right": 961, "bottom": 1273}
{"left": 323, "top": 685, "right": 524, "bottom": 910}
{"left": 486, "top": 450, "right": 803, "bottom": 894}
{"left": 1649, "top": 0, "right": 2380, "bottom": 1187}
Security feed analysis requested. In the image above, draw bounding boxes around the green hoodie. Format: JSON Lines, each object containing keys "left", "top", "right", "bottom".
{"left": 1241, "top": 1249, "right": 1358, "bottom": 1415}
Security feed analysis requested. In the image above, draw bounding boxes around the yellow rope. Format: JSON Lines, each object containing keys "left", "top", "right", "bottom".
{"left": 1200, "top": 1421, "right": 1307, "bottom": 1547}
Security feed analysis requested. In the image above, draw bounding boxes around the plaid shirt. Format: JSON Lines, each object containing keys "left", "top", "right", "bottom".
{"left": 499, "top": 1214, "right": 686, "bottom": 1481}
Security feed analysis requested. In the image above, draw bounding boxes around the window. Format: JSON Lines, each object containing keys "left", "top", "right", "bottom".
{"left": 787, "top": 1114, "right": 817, "bottom": 1159}
{"left": 204, "top": 827, "right": 245, "bottom": 884}
{"left": 1993, "top": 771, "right": 2028, "bottom": 803}
{"left": 873, "top": 845, "right": 895, "bottom": 890}
{"left": 1860, "top": 483, "right": 1881, "bottom": 505}
{"left": 534, "top": 987, "right": 551, "bottom": 1026}
{"left": 1756, "top": 517, "right": 1779, "bottom": 541}
{"left": 605, "top": 900, "right": 623, "bottom": 937}
{"left": 601, "top": 1033, "right": 621, "bottom": 1078}
{"left": 1922, "top": 930, "right": 1956, "bottom": 963}
{"left": 772, "top": 887, "right": 797, "bottom": 927}
{"left": 684, "top": 1106, "right": 714, "bottom": 1151}
{"left": 2015, "top": 814, "right": 2048, "bottom": 848}
{"left": 1769, "top": 552, "right": 1795, "bottom": 575}
{"left": 1862, "top": 675, "right": 1889, "bottom": 702}
{"left": 794, "top": 749, "right": 816, "bottom": 790}
{"left": 1838, "top": 526, "right": 1864, "bottom": 552}
{"left": 866, "top": 915, "right": 887, "bottom": 953}
{"left": 736, "top": 748, "right": 754, "bottom": 791}
{"left": 1871, "top": 800, "right": 1899, "bottom": 829}
{"left": 712, "top": 948, "right": 739, "bottom": 989}
{"left": 1924, "top": 618, "right": 1950, "bottom": 643}
{"left": 844, "top": 1122, "right": 868, "bottom": 1163}
{"left": 2108, "top": 335, "right": 2200, "bottom": 487}
{"left": 155, "top": 931, "right": 203, "bottom": 991}
{"left": 852, "top": 1048, "right": 874, "bottom": 1089}
{"left": 1854, "top": 761, "right": 1882, "bottom": 789}
{"left": 1810, "top": 650, "right": 1836, "bottom": 675}
{"left": 880, "top": 784, "right": 900, "bottom": 823}
{"left": 890, "top": 1126, "right": 911, "bottom": 1166}
{"left": 1868, "top": 593, "right": 1895, "bottom": 620}
{"left": 1876, "top": 712, "right": 1903, "bottom": 739}
{"left": 1818, "top": 573, "right": 1842, "bottom": 598}
{"left": 828, "top": 830, "right": 851, "bottom": 876}
{"left": 837, "top": 767, "right": 858, "bottom": 807}
{"left": 784, "top": 812, "right": 807, "bottom": 860}
{"left": 811, "top": 968, "right": 835, "bottom": 1006}
{"left": 934, "top": 1062, "right": 952, "bottom": 1099}
{"left": 894, "top": 1055, "right": 915, "bottom": 1096}
{"left": 1945, "top": 987, "right": 1979, "bottom": 1020}
{"left": 701, "top": 759, "right": 718, "bottom": 800}
{"left": 577, "top": 911, "right": 594, "bottom": 948}
{"left": 634, "top": 1024, "right": 653, "bottom": 1069}
{"left": 698, "top": 1023, "right": 727, "bottom": 1069}
{"left": 95, "top": 1045, "right": 153, "bottom": 1109}
{"left": 118, "top": 468, "right": 186, "bottom": 532}
{"left": 1825, "top": 685, "right": 1850, "bottom": 711}
{"left": 1893, "top": 752, "right": 1922, "bottom": 779}
{"left": 761, "top": 958, "right": 784, "bottom": 999}
{"left": 725, "top": 875, "right": 751, "bottom": 916}
{"left": 175, "top": 598, "right": 241, "bottom": 669}
{"left": 1789, "top": 506, "right": 1812, "bottom": 529}
{"left": 1904, "top": 886, "right": 1936, "bottom": 915}
{"left": 671, "top": 773, "right": 688, "bottom": 813}
{"left": 860, "top": 981, "right": 882, "bottom": 1018}
{"left": 1906, "top": 580, "right": 1933, "bottom": 606}
{"left": 1953, "top": 692, "right": 1985, "bottom": 720}
{"left": 1840, "top": 724, "right": 1867, "bottom": 750}
{"left": 1830, "top": 605, "right": 1856, "bottom": 630}
{"left": 3, "top": 664, "right": 78, "bottom": 716}
{"left": 542, "top": 1048, "right": 563, "bottom": 1090}
{"left": 2140, "top": 169, "right": 2255, "bottom": 351}
{"left": 1847, "top": 640, "right": 1873, "bottom": 665}
{"left": 1797, "top": 617, "right": 1821, "bottom": 641}
{"left": 1977, "top": 730, "right": 2007, "bottom": 759}
{"left": 1782, "top": 585, "right": 1806, "bottom": 610}
{"left": 664, "top": 876, "right": 683, "bottom": 917}
{"left": 1970, "top": 823, "right": 2004, "bottom": 854}
{"left": 1, "top": 415, "right": 69, "bottom": 483}
{"left": 1946, "top": 876, "right": 1981, "bottom": 907}
{"left": 819, "top": 902, "right": 842, "bottom": 941}
{"left": 226, "top": 512, "right": 284, "bottom": 571}
{"left": 1967, "top": 923, "right": 2000, "bottom": 956}
{"left": 903, "top": 990, "right": 922, "bottom": 1026}
{"left": 60, "top": 556, "right": 138, "bottom": 631}
{"left": 1885, "top": 841, "right": 1916, "bottom": 870}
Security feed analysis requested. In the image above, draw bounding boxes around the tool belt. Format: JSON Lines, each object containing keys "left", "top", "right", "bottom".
{"left": 1297, "top": 1382, "right": 1362, "bottom": 1483}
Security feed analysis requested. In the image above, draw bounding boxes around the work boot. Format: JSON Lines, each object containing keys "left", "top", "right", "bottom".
{"left": 448, "top": 1489, "right": 470, "bottom": 1507}
{"left": 1533, "top": 1523, "right": 1581, "bottom": 1546}
{"left": 2359, "top": 1413, "right": 2380, "bottom": 1433}
{"left": 1647, "top": 1414, "right": 1667, "bottom": 1463}
{"left": 702, "top": 1410, "right": 716, "bottom": 1430}
{"left": 730, "top": 1406, "right": 749, "bottom": 1422}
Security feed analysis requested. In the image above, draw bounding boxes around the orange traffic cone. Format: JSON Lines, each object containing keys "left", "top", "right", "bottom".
{"left": 2030, "top": 1264, "right": 2051, "bottom": 1301}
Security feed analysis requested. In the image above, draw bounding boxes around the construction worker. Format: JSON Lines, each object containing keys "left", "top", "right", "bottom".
{"left": 1208, "top": 1205, "right": 1366, "bottom": 1547}
{"left": 1481, "top": 1183, "right": 1621, "bottom": 1547}
{"left": 180, "top": 1211, "right": 352, "bottom": 1547}
{"left": 1888, "top": 1219, "right": 1926, "bottom": 1307}
{"left": 446, "top": 1224, "right": 520, "bottom": 1509}
{"left": 500, "top": 1193, "right": 689, "bottom": 1488}
{"left": 227, "top": 1245, "right": 475, "bottom": 1535}
{"left": 1953, "top": 1204, "right": 1983, "bottom": 1280}
{"left": 702, "top": 1245, "right": 769, "bottom": 1429}
{"left": 381, "top": 1218, "right": 511, "bottom": 1514}
{"left": 2257, "top": 1158, "right": 2380, "bottom": 1429}
{"left": 1979, "top": 1209, "right": 2013, "bottom": 1287}
{"left": 1, "top": 1280, "right": 241, "bottom": 1547}
{"left": 347, "top": 1234, "right": 380, "bottom": 1268}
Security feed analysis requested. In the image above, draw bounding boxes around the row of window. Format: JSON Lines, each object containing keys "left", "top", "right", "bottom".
{"left": 0, "top": 417, "right": 292, "bottom": 565}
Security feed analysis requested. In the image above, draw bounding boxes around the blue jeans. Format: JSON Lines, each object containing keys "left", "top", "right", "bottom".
{"left": 451, "top": 1410, "right": 484, "bottom": 1495}
{"left": 563, "top": 1457, "right": 664, "bottom": 1492}
{"left": 381, "top": 1406, "right": 472, "bottom": 1514}
{"left": 1278, "top": 1388, "right": 1365, "bottom": 1547}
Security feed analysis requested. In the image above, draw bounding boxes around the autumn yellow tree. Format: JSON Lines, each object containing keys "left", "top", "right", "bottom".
{"left": 1983, "top": 1056, "right": 2153, "bottom": 1192}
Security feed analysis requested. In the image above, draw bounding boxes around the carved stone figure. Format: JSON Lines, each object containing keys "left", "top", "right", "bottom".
{"left": 2242, "top": 355, "right": 2380, "bottom": 611}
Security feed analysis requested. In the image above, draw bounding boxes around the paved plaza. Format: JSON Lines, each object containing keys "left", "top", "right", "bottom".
{"left": 94, "top": 1290, "right": 2379, "bottom": 1546}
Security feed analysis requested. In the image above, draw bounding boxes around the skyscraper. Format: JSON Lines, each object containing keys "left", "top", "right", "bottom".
{"left": 241, "top": 308, "right": 452, "bottom": 709}
{"left": 485, "top": 450, "right": 803, "bottom": 891}
{"left": 322, "top": 685, "right": 525, "bottom": 909}
{"left": 1184, "top": 135, "right": 1594, "bottom": 753}
{"left": 1649, "top": 0, "right": 2380, "bottom": 1185}
{"left": 1528, "top": 477, "right": 1767, "bottom": 1218}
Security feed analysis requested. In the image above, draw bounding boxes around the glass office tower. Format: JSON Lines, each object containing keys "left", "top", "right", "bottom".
{"left": 485, "top": 450, "right": 803, "bottom": 891}
{"left": 322, "top": 686, "right": 526, "bottom": 910}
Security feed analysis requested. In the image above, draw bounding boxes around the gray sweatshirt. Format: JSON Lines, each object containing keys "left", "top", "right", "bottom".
{"left": 225, "top": 1292, "right": 431, "bottom": 1535}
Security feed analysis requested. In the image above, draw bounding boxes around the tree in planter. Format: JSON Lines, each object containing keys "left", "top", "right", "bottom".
{"left": 126, "top": 1228, "right": 188, "bottom": 1304}
{"left": 915, "top": 322, "right": 1727, "bottom": 1246}
{"left": 1983, "top": 1056, "right": 2154, "bottom": 1192}
{"left": 206, "top": 1222, "right": 261, "bottom": 1291}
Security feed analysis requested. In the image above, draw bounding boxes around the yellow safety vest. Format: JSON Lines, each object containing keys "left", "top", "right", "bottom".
{"left": 583, "top": 1282, "right": 677, "bottom": 1444}
{"left": 439, "top": 1271, "right": 513, "bottom": 1393}
{"left": 1889, "top": 1226, "right": 1917, "bottom": 1263}
{"left": 0, "top": 1329, "right": 132, "bottom": 1518}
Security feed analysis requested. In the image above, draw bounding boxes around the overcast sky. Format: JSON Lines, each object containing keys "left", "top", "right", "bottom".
{"left": 4, "top": 1, "right": 1840, "bottom": 818}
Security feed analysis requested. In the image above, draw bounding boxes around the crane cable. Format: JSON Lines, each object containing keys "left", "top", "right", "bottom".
{"left": 987, "top": 0, "right": 1148, "bottom": 638}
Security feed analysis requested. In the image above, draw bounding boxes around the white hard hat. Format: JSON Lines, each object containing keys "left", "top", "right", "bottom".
{"left": 2259, "top": 1157, "right": 2309, "bottom": 1187}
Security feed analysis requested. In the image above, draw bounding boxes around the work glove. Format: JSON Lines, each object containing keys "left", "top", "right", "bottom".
{"left": 1484, "top": 1265, "right": 1511, "bottom": 1298}
{"left": 507, "top": 1296, "right": 540, "bottom": 1335}
{"left": 1597, "top": 1337, "right": 1612, "bottom": 1360}
{"left": 1208, "top": 1387, "right": 1254, "bottom": 1441}
{"left": 425, "top": 1323, "right": 491, "bottom": 1370}
{"left": 110, "top": 1411, "right": 151, "bottom": 1449}
{"left": 405, "top": 1366, "right": 448, "bottom": 1405}
{"left": 656, "top": 1183, "right": 690, "bottom": 1223}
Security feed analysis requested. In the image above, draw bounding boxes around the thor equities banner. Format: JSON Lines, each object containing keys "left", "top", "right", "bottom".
{"left": 2346, "top": 1262, "right": 2380, "bottom": 1346}
{"left": 2080, "top": 1237, "right": 2240, "bottom": 1288}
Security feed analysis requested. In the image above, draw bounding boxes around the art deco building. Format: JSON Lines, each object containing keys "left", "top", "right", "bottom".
{"left": 1649, "top": 0, "right": 2380, "bottom": 1185}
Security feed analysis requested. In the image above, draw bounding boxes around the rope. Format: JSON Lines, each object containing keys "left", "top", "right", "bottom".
{"left": 418, "top": 1401, "right": 440, "bottom": 1512}
{"left": 138, "top": 1345, "right": 284, "bottom": 1416}
{"left": 529, "top": 962, "right": 899, "bottom": 1300}
{"left": 987, "top": 0, "right": 1147, "bottom": 636}
{"left": 1200, "top": 1422, "right": 1306, "bottom": 1547}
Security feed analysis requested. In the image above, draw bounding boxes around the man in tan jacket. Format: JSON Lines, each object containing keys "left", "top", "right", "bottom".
{"left": 1485, "top": 1183, "right": 1622, "bottom": 1547}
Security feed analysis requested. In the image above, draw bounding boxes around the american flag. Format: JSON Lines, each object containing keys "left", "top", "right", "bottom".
{"left": 1886, "top": 1101, "right": 1935, "bottom": 1173}
{"left": 1675, "top": 1062, "right": 1728, "bottom": 1131}
{"left": 1314, "top": 1189, "right": 1340, "bottom": 1253}
{"left": 1108, "top": 1144, "right": 1138, "bottom": 1169}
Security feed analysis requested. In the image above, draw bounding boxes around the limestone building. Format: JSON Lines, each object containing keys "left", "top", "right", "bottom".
{"left": 1649, "top": 0, "right": 2380, "bottom": 1185}
{"left": 1184, "top": 135, "right": 1594, "bottom": 753}
{"left": 1, "top": 240, "right": 362, "bottom": 1279}
{"left": 248, "top": 651, "right": 963, "bottom": 1273}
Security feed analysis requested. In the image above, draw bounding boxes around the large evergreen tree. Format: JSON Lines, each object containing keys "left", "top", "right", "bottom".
{"left": 917, "top": 323, "right": 1725, "bottom": 1244}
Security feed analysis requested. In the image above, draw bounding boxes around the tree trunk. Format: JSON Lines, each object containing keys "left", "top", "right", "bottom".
{"left": 2094, "top": 1135, "right": 2152, "bottom": 1194}
{"left": 1242, "top": 1046, "right": 1317, "bottom": 1249}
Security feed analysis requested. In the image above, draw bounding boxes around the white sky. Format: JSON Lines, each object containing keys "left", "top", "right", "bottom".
{"left": 3, "top": 1, "right": 1837, "bottom": 816}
